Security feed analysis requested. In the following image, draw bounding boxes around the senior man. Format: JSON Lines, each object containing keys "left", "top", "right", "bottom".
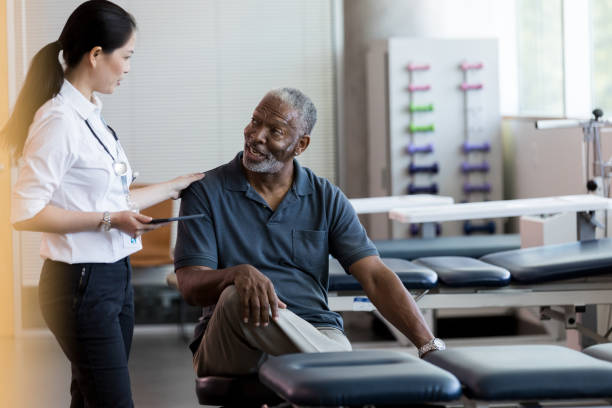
{"left": 174, "top": 88, "right": 444, "bottom": 377}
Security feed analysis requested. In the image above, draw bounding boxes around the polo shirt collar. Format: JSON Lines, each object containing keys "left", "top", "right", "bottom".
{"left": 292, "top": 157, "right": 314, "bottom": 196}
{"left": 224, "top": 153, "right": 249, "bottom": 191}
{"left": 59, "top": 79, "right": 102, "bottom": 120}
{"left": 224, "top": 152, "right": 313, "bottom": 196}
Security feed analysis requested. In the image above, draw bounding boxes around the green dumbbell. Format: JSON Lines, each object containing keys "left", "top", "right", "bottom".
{"left": 409, "top": 103, "right": 434, "bottom": 112}
{"left": 408, "top": 123, "right": 435, "bottom": 133}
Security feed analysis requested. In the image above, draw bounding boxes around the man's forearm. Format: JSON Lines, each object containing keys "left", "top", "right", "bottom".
{"left": 176, "top": 263, "right": 286, "bottom": 326}
{"left": 358, "top": 264, "right": 434, "bottom": 347}
{"left": 176, "top": 265, "right": 235, "bottom": 306}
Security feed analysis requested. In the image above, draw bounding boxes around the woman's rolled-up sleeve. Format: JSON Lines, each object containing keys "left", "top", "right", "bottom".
{"left": 11, "top": 113, "right": 78, "bottom": 224}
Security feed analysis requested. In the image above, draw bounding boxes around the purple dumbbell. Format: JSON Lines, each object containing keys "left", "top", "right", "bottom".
{"left": 408, "top": 183, "right": 438, "bottom": 194}
{"left": 406, "top": 143, "right": 434, "bottom": 155}
{"left": 461, "top": 161, "right": 490, "bottom": 173}
{"left": 463, "top": 220, "right": 496, "bottom": 235}
{"left": 409, "top": 162, "right": 439, "bottom": 175}
{"left": 462, "top": 141, "right": 490, "bottom": 153}
{"left": 463, "top": 182, "right": 491, "bottom": 194}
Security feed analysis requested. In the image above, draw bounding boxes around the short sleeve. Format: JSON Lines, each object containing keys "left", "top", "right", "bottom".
{"left": 174, "top": 182, "right": 218, "bottom": 270}
{"left": 327, "top": 185, "right": 379, "bottom": 272}
{"left": 11, "top": 113, "right": 78, "bottom": 223}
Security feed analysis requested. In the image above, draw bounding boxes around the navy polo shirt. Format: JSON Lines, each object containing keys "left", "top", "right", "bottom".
{"left": 174, "top": 152, "right": 378, "bottom": 345}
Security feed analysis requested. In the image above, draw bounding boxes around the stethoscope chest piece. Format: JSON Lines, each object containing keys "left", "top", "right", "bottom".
{"left": 113, "top": 161, "right": 128, "bottom": 177}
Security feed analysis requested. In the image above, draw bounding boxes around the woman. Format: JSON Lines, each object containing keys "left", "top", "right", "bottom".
{"left": 2, "top": 1, "right": 202, "bottom": 406}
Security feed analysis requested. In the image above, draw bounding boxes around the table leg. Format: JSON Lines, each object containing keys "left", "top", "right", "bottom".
{"left": 577, "top": 211, "right": 597, "bottom": 241}
{"left": 421, "top": 222, "right": 437, "bottom": 238}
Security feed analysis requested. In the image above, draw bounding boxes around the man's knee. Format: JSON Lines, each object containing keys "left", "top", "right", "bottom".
{"left": 216, "top": 285, "right": 241, "bottom": 320}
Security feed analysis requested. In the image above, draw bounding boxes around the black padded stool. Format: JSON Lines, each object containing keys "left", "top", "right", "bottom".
{"left": 196, "top": 375, "right": 282, "bottom": 407}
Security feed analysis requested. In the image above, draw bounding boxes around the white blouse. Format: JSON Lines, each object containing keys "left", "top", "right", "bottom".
{"left": 11, "top": 79, "right": 142, "bottom": 264}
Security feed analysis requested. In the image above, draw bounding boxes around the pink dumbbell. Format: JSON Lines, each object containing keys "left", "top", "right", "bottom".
{"left": 408, "top": 84, "right": 431, "bottom": 92}
{"left": 460, "top": 62, "right": 484, "bottom": 71}
{"left": 460, "top": 83, "right": 483, "bottom": 91}
{"left": 407, "top": 63, "right": 430, "bottom": 71}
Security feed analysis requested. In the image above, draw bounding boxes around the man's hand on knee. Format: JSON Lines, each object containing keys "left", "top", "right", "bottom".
{"left": 232, "top": 264, "right": 286, "bottom": 327}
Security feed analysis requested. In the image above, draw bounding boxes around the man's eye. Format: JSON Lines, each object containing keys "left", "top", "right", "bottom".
{"left": 273, "top": 128, "right": 283, "bottom": 135}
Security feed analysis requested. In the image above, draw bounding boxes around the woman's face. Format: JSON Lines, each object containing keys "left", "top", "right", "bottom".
{"left": 94, "top": 31, "right": 136, "bottom": 94}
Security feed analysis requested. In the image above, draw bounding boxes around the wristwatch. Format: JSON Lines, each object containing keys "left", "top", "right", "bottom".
{"left": 418, "top": 337, "right": 446, "bottom": 358}
{"left": 100, "top": 211, "right": 112, "bottom": 231}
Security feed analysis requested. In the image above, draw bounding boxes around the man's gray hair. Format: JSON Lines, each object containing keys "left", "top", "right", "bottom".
{"left": 266, "top": 88, "right": 317, "bottom": 136}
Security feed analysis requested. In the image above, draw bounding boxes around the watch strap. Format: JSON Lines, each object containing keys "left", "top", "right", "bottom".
{"left": 100, "top": 211, "right": 112, "bottom": 231}
{"left": 418, "top": 337, "right": 445, "bottom": 358}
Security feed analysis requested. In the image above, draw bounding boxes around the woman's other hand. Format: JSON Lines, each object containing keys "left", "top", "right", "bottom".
{"left": 168, "top": 173, "right": 205, "bottom": 199}
{"left": 128, "top": 173, "right": 205, "bottom": 210}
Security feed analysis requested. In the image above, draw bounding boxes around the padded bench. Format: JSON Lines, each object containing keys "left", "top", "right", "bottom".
{"left": 259, "top": 350, "right": 461, "bottom": 407}
{"left": 413, "top": 256, "right": 510, "bottom": 287}
{"left": 584, "top": 343, "right": 612, "bottom": 362}
{"left": 329, "top": 257, "right": 438, "bottom": 291}
{"left": 425, "top": 345, "right": 612, "bottom": 402}
{"left": 481, "top": 238, "right": 612, "bottom": 283}
{"left": 329, "top": 240, "right": 612, "bottom": 344}
{"left": 337, "top": 239, "right": 612, "bottom": 290}
{"left": 255, "top": 346, "right": 612, "bottom": 407}
{"left": 374, "top": 234, "right": 520, "bottom": 259}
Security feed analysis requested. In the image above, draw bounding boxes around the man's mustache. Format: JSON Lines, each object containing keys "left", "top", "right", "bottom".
{"left": 245, "top": 143, "right": 272, "bottom": 158}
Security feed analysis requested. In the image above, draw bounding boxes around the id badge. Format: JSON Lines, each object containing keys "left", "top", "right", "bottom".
{"left": 122, "top": 232, "right": 141, "bottom": 248}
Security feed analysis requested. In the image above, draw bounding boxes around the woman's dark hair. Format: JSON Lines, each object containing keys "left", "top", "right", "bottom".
{"left": 1, "top": 0, "right": 136, "bottom": 160}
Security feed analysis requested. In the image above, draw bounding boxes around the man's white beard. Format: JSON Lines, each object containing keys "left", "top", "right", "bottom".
{"left": 242, "top": 153, "right": 284, "bottom": 173}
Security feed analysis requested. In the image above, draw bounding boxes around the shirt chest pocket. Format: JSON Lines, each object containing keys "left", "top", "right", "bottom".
{"left": 292, "top": 229, "right": 328, "bottom": 269}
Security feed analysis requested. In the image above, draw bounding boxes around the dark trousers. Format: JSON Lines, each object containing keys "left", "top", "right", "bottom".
{"left": 39, "top": 258, "right": 135, "bottom": 408}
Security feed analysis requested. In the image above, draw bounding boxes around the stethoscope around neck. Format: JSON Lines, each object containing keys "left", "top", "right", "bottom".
{"left": 85, "top": 119, "right": 138, "bottom": 210}
{"left": 84, "top": 119, "right": 128, "bottom": 176}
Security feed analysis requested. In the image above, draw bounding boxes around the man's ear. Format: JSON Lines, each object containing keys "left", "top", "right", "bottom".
{"left": 87, "top": 46, "right": 103, "bottom": 67}
{"left": 294, "top": 135, "right": 310, "bottom": 156}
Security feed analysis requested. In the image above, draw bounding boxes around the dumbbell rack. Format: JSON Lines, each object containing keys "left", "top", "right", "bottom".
{"left": 366, "top": 38, "right": 502, "bottom": 239}
{"left": 406, "top": 63, "right": 441, "bottom": 236}
{"left": 460, "top": 61, "right": 496, "bottom": 235}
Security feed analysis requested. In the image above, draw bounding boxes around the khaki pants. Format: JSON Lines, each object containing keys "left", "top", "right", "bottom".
{"left": 194, "top": 285, "right": 352, "bottom": 377}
